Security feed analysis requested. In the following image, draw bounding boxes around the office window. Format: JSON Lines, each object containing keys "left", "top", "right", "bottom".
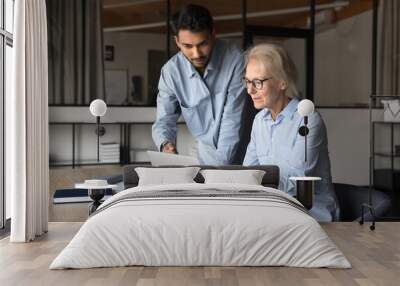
{"left": 1, "top": 0, "right": 14, "bottom": 229}
{"left": 0, "top": 36, "right": 3, "bottom": 229}
{"left": 5, "top": 0, "right": 13, "bottom": 33}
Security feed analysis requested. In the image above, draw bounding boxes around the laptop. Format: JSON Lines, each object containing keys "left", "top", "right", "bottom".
{"left": 147, "top": 150, "right": 200, "bottom": 166}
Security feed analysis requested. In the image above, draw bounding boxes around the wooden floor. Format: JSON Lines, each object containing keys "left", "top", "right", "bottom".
{"left": 0, "top": 222, "right": 399, "bottom": 286}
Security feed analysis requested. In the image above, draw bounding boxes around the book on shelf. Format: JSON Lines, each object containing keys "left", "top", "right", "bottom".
{"left": 100, "top": 142, "right": 120, "bottom": 162}
{"left": 100, "top": 142, "right": 120, "bottom": 149}
{"left": 100, "top": 158, "right": 120, "bottom": 163}
{"left": 53, "top": 188, "right": 119, "bottom": 204}
{"left": 100, "top": 148, "right": 120, "bottom": 152}
{"left": 100, "top": 153, "right": 120, "bottom": 158}
{"left": 100, "top": 149, "right": 120, "bottom": 154}
{"left": 100, "top": 157, "right": 120, "bottom": 162}
{"left": 100, "top": 151, "right": 120, "bottom": 156}
{"left": 100, "top": 154, "right": 120, "bottom": 158}
{"left": 100, "top": 142, "right": 119, "bottom": 147}
{"left": 100, "top": 142, "right": 119, "bottom": 148}
{"left": 100, "top": 147, "right": 120, "bottom": 151}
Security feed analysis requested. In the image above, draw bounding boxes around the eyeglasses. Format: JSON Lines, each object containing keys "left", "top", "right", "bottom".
{"left": 242, "top": 77, "right": 273, "bottom": 90}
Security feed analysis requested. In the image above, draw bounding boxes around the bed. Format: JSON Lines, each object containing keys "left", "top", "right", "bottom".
{"left": 50, "top": 165, "right": 350, "bottom": 269}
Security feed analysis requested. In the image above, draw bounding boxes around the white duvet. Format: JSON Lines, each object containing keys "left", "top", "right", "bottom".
{"left": 50, "top": 183, "right": 351, "bottom": 269}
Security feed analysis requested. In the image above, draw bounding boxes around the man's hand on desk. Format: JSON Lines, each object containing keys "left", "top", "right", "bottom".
{"left": 161, "top": 142, "right": 178, "bottom": 154}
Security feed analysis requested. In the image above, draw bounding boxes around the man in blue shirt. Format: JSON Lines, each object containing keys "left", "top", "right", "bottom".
{"left": 152, "top": 4, "right": 246, "bottom": 165}
{"left": 243, "top": 43, "right": 338, "bottom": 222}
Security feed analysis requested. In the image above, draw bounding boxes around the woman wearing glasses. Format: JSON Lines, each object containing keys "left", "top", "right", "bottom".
{"left": 242, "top": 43, "right": 338, "bottom": 222}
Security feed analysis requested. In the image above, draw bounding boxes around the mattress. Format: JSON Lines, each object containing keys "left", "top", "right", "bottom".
{"left": 50, "top": 183, "right": 351, "bottom": 269}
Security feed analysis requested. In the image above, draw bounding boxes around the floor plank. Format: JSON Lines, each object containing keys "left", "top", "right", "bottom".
{"left": 0, "top": 222, "right": 399, "bottom": 286}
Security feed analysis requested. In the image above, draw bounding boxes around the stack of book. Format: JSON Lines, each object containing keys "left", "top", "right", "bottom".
{"left": 100, "top": 142, "right": 120, "bottom": 163}
{"left": 53, "top": 188, "right": 115, "bottom": 204}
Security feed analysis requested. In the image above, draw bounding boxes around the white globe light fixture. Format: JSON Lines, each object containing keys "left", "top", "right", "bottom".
{"left": 297, "top": 99, "right": 315, "bottom": 162}
{"left": 291, "top": 99, "right": 319, "bottom": 210}
{"left": 298, "top": 99, "right": 314, "bottom": 117}
{"left": 89, "top": 99, "right": 107, "bottom": 117}
{"left": 89, "top": 99, "right": 107, "bottom": 162}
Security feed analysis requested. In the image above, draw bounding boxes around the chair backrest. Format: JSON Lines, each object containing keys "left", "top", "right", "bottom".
{"left": 333, "top": 183, "right": 392, "bottom": 221}
{"left": 123, "top": 165, "right": 280, "bottom": 190}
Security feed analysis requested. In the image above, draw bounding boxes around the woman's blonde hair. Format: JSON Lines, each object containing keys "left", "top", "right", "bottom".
{"left": 245, "top": 43, "right": 298, "bottom": 98}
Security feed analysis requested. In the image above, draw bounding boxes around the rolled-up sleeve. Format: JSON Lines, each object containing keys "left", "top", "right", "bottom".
{"left": 152, "top": 67, "right": 181, "bottom": 150}
{"left": 215, "top": 57, "right": 246, "bottom": 164}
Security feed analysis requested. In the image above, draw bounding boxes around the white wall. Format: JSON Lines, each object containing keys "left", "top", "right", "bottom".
{"left": 279, "top": 11, "right": 372, "bottom": 106}
{"left": 315, "top": 11, "right": 372, "bottom": 106}
{"left": 50, "top": 106, "right": 159, "bottom": 123}
{"left": 320, "top": 108, "right": 382, "bottom": 185}
{"left": 104, "top": 32, "right": 166, "bottom": 104}
{"left": 283, "top": 39, "right": 306, "bottom": 98}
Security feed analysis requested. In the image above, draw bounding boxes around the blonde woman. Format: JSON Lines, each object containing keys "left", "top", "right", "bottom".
{"left": 242, "top": 43, "right": 338, "bottom": 222}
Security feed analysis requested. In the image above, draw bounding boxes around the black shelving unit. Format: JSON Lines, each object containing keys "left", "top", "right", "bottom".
{"left": 49, "top": 122, "right": 154, "bottom": 168}
{"left": 49, "top": 122, "right": 128, "bottom": 168}
{"left": 371, "top": 116, "right": 400, "bottom": 215}
{"left": 363, "top": 96, "right": 400, "bottom": 227}
{"left": 359, "top": 0, "right": 393, "bottom": 229}
{"left": 49, "top": 121, "right": 186, "bottom": 168}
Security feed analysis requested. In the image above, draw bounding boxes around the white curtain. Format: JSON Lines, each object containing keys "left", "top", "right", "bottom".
{"left": 378, "top": 0, "right": 400, "bottom": 95}
{"left": 46, "top": 0, "right": 105, "bottom": 105}
{"left": 7, "top": 0, "right": 49, "bottom": 242}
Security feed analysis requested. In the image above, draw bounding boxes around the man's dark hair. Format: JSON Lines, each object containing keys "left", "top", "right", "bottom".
{"left": 171, "top": 4, "right": 214, "bottom": 35}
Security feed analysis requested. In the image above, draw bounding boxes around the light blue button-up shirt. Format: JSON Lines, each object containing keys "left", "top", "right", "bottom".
{"left": 243, "top": 98, "right": 339, "bottom": 222}
{"left": 152, "top": 39, "right": 246, "bottom": 165}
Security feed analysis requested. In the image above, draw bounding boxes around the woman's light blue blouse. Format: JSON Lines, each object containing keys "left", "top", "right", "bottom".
{"left": 243, "top": 98, "right": 339, "bottom": 221}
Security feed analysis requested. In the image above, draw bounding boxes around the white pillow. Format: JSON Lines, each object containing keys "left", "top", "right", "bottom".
{"left": 135, "top": 167, "right": 200, "bottom": 186}
{"left": 200, "top": 169, "right": 266, "bottom": 185}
